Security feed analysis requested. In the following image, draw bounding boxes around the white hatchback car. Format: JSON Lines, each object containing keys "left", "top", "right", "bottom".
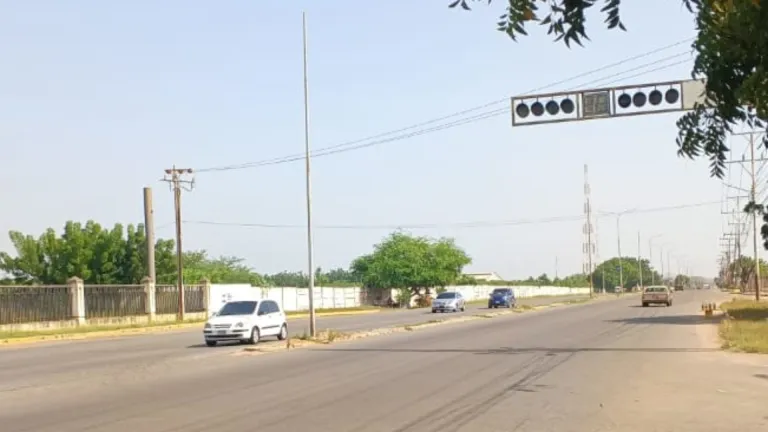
{"left": 203, "top": 299, "right": 288, "bottom": 347}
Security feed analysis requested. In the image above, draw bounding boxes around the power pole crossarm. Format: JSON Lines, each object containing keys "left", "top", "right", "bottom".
{"left": 162, "top": 167, "right": 195, "bottom": 321}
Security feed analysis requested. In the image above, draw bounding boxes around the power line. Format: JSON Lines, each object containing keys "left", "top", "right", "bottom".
{"left": 181, "top": 201, "right": 719, "bottom": 231}
{"left": 195, "top": 38, "right": 695, "bottom": 174}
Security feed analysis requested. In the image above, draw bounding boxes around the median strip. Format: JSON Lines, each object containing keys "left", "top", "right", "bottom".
{"left": 236, "top": 295, "right": 613, "bottom": 356}
{"left": 0, "top": 307, "right": 381, "bottom": 346}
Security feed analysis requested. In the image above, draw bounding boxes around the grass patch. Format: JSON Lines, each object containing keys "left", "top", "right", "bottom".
{"left": 718, "top": 299, "right": 768, "bottom": 354}
{"left": 0, "top": 319, "right": 206, "bottom": 340}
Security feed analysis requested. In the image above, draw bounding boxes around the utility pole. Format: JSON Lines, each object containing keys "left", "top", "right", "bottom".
{"left": 302, "top": 11, "right": 317, "bottom": 336}
{"left": 555, "top": 256, "right": 559, "bottom": 280}
{"left": 725, "top": 131, "right": 763, "bottom": 300}
{"left": 637, "top": 231, "right": 643, "bottom": 289}
{"left": 749, "top": 132, "right": 762, "bottom": 300}
{"left": 162, "top": 167, "right": 194, "bottom": 321}
{"left": 617, "top": 215, "right": 624, "bottom": 292}
{"left": 143, "top": 187, "right": 156, "bottom": 283}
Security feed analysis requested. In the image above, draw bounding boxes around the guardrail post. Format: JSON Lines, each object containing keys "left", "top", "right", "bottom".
{"left": 200, "top": 278, "right": 211, "bottom": 316}
{"left": 67, "top": 276, "right": 85, "bottom": 325}
{"left": 142, "top": 276, "right": 156, "bottom": 320}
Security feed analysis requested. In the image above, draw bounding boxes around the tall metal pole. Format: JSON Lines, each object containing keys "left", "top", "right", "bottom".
{"left": 637, "top": 231, "right": 643, "bottom": 290}
{"left": 617, "top": 215, "right": 624, "bottom": 292}
{"left": 143, "top": 187, "right": 156, "bottom": 283}
{"left": 648, "top": 238, "right": 654, "bottom": 285}
{"left": 302, "top": 11, "right": 317, "bottom": 336}
{"left": 749, "top": 132, "right": 761, "bottom": 301}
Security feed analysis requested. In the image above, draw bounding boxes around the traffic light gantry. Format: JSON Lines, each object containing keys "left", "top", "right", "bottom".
{"left": 511, "top": 79, "right": 708, "bottom": 127}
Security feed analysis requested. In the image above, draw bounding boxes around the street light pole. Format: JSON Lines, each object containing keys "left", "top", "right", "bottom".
{"left": 637, "top": 231, "right": 643, "bottom": 290}
{"left": 301, "top": 12, "right": 317, "bottom": 337}
{"left": 617, "top": 215, "right": 624, "bottom": 292}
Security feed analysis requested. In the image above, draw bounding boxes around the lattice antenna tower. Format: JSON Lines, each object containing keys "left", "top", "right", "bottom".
{"left": 582, "top": 164, "right": 596, "bottom": 288}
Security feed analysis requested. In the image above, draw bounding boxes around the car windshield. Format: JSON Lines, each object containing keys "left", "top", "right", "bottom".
{"left": 492, "top": 289, "right": 510, "bottom": 295}
{"left": 436, "top": 292, "right": 457, "bottom": 299}
{"left": 645, "top": 287, "right": 667, "bottom": 293}
{"left": 217, "top": 301, "right": 258, "bottom": 316}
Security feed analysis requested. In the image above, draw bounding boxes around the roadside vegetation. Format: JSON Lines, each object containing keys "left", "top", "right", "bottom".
{"left": 719, "top": 299, "right": 768, "bottom": 354}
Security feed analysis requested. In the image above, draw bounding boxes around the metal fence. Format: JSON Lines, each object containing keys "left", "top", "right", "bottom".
{"left": 84, "top": 285, "right": 146, "bottom": 318}
{"left": 155, "top": 284, "right": 206, "bottom": 314}
{"left": 0, "top": 285, "right": 71, "bottom": 325}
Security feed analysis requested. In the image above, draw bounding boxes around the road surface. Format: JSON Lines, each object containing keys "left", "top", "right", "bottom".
{"left": 0, "top": 295, "right": 584, "bottom": 393}
{"left": 2, "top": 291, "right": 766, "bottom": 431}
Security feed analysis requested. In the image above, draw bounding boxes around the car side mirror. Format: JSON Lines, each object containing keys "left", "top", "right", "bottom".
{"left": 258, "top": 310, "right": 266, "bottom": 316}
{"left": 210, "top": 312, "right": 218, "bottom": 317}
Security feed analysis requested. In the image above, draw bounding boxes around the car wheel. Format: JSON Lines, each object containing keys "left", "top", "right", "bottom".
{"left": 642, "top": 302, "right": 648, "bottom": 307}
{"left": 205, "top": 340, "right": 216, "bottom": 347}
{"left": 666, "top": 301, "right": 671, "bottom": 307}
{"left": 487, "top": 304, "right": 492, "bottom": 309}
{"left": 277, "top": 324, "right": 288, "bottom": 340}
{"left": 460, "top": 305, "right": 465, "bottom": 312}
{"left": 248, "top": 326, "right": 260, "bottom": 345}
{"left": 432, "top": 309, "right": 437, "bottom": 313}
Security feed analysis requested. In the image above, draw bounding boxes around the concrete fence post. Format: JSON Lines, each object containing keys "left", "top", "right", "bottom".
{"left": 142, "top": 276, "right": 156, "bottom": 320}
{"left": 67, "top": 276, "right": 85, "bottom": 325}
{"left": 200, "top": 278, "right": 211, "bottom": 316}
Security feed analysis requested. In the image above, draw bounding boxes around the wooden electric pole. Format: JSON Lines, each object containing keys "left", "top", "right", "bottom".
{"left": 162, "top": 167, "right": 195, "bottom": 320}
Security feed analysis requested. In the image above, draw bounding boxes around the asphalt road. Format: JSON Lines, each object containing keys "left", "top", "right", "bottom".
{"left": 2, "top": 291, "right": 766, "bottom": 431}
{"left": 0, "top": 295, "right": 584, "bottom": 394}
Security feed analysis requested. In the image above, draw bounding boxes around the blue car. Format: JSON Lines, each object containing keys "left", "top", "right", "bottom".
{"left": 488, "top": 288, "right": 516, "bottom": 308}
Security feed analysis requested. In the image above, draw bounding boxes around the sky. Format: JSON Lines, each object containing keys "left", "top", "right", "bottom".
{"left": 0, "top": 0, "right": 755, "bottom": 280}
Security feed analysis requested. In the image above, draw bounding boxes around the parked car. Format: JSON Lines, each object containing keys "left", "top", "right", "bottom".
{"left": 488, "top": 288, "right": 516, "bottom": 309}
{"left": 641, "top": 285, "right": 673, "bottom": 307}
{"left": 203, "top": 299, "right": 287, "bottom": 347}
{"left": 432, "top": 292, "right": 466, "bottom": 313}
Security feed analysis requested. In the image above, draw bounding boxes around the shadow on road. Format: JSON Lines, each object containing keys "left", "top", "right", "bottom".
{"left": 754, "top": 373, "right": 768, "bottom": 381}
{"left": 308, "top": 346, "right": 719, "bottom": 355}
{"left": 605, "top": 315, "right": 722, "bottom": 325}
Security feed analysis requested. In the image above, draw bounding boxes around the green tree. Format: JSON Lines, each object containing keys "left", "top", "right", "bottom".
{"left": 452, "top": 0, "right": 767, "bottom": 179}
{"left": 0, "top": 220, "right": 263, "bottom": 286}
{"left": 350, "top": 232, "right": 471, "bottom": 297}
{"left": 0, "top": 221, "right": 172, "bottom": 284}
{"left": 592, "top": 257, "right": 661, "bottom": 292}
{"left": 724, "top": 255, "right": 768, "bottom": 287}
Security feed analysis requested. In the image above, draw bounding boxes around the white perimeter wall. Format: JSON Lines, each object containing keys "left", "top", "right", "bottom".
{"left": 208, "top": 284, "right": 590, "bottom": 313}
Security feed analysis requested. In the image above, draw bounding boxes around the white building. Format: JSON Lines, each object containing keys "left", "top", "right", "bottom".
{"left": 464, "top": 272, "right": 504, "bottom": 282}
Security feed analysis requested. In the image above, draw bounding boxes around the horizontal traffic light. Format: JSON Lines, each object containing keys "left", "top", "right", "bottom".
{"left": 511, "top": 80, "right": 702, "bottom": 127}
{"left": 515, "top": 98, "right": 576, "bottom": 119}
{"left": 616, "top": 88, "right": 679, "bottom": 109}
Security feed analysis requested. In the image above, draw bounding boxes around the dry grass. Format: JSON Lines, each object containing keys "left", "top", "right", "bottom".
{"left": 719, "top": 299, "right": 768, "bottom": 354}
{"left": 0, "top": 319, "right": 206, "bottom": 341}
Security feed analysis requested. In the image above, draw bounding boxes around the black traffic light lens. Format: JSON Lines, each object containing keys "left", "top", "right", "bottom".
{"left": 545, "top": 100, "right": 560, "bottom": 115}
{"left": 561, "top": 98, "right": 575, "bottom": 114}
{"left": 665, "top": 88, "right": 680, "bottom": 104}
{"left": 633, "top": 92, "right": 647, "bottom": 107}
{"left": 649, "top": 89, "right": 662, "bottom": 105}
{"left": 515, "top": 103, "right": 530, "bottom": 118}
{"left": 531, "top": 101, "right": 544, "bottom": 116}
{"left": 618, "top": 93, "right": 631, "bottom": 108}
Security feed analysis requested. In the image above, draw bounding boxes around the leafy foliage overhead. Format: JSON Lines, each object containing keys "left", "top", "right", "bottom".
{"left": 350, "top": 232, "right": 472, "bottom": 293}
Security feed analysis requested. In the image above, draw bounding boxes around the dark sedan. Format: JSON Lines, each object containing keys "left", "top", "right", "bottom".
{"left": 488, "top": 288, "right": 516, "bottom": 308}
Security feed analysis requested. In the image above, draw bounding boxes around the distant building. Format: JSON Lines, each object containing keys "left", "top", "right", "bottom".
{"left": 464, "top": 272, "right": 504, "bottom": 282}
